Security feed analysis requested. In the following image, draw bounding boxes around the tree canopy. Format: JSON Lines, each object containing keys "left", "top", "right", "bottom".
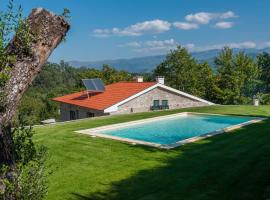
{"left": 154, "top": 46, "right": 214, "bottom": 98}
{"left": 214, "top": 47, "right": 260, "bottom": 104}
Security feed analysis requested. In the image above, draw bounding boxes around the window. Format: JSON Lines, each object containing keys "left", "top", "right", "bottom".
{"left": 153, "top": 100, "right": 160, "bottom": 107}
{"left": 162, "top": 100, "right": 168, "bottom": 106}
{"left": 161, "top": 100, "right": 169, "bottom": 109}
{"left": 76, "top": 110, "right": 79, "bottom": 119}
{"left": 86, "top": 112, "right": 95, "bottom": 118}
{"left": 70, "top": 110, "right": 76, "bottom": 120}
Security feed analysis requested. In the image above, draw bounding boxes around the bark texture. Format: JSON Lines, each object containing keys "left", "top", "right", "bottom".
{"left": 0, "top": 8, "right": 70, "bottom": 165}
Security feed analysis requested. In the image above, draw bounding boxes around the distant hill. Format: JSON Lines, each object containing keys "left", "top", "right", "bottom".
{"left": 68, "top": 48, "right": 270, "bottom": 73}
{"left": 68, "top": 55, "right": 165, "bottom": 73}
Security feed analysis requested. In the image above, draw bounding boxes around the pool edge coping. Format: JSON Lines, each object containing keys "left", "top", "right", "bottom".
{"left": 75, "top": 112, "right": 267, "bottom": 149}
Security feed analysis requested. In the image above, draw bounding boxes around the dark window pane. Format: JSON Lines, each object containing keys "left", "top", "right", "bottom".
{"left": 162, "top": 100, "right": 168, "bottom": 106}
{"left": 153, "top": 100, "right": 160, "bottom": 106}
{"left": 76, "top": 110, "right": 79, "bottom": 119}
{"left": 86, "top": 112, "right": 95, "bottom": 118}
{"left": 70, "top": 111, "right": 76, "bottom": 120}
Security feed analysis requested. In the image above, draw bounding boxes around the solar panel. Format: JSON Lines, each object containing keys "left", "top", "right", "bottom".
{"left": 82, "top": 78, "right": 105, "bottom": 92}
{"left": 93, "top": 78, "right": 105, "bottom": 91}
{"left": 82, "top": 79, "right": 96, "bottom": 91}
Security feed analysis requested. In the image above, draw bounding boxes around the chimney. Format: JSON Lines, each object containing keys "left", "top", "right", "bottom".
{"left": 135, "top": 76, "right": 144, "bottom": 83}
{"left": 156, "top": 76, "right": 165, "bottom": 85}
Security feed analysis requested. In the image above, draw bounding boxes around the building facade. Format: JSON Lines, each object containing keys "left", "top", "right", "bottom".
{"left": 112, "top": 87, "right": 207, "bottom": 115}
{"left": 53, "top": 77, "right": 214, "bottom": 121}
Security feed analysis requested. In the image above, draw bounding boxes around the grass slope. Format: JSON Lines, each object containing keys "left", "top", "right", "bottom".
{"left": 34, "top": 105, "right": 270, "bottom": 200}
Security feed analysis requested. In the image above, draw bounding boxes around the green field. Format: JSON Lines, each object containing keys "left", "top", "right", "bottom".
{"left": 34, "top": 105, "right": 270, "bottom": 200}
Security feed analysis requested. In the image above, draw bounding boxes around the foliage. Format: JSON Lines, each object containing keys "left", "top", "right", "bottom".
{"left": 18, "top": 61, "right": 132, "bottom": 124}
{"left": 259, "top": 93, "right": 270, "bottom": 105}
{"left": 0, "top": 0, "right": 20, "bottom": 110}
{"left": 154, "top": 46, "right": 263, "bottom": 105}
{"left": 0, "top": 0, "right": 34, "bottom": 85}
{"left": 61, "top": 8, "right": 71, "bottom": 21}
{"left": 0, "top": 120, "right": 47, "bottom": 200}
{"left": 257, "top": 52, "right": 270, "bottom": 93}
{"left": 214, "top": 47, "right": 260, "bottom": 104}
{"left": 101, "top": 64, "right": 132, "bottom": 84}
{"left": 17, "top": 61, "right": 79, "bottom": 125}
{"left": 154, "top": 46, "right": 214, "bottom": 98}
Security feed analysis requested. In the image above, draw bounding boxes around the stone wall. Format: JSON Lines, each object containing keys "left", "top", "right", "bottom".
{"left": 59, "top": 103, "right": 106, "bottom": 121}
{"left": 112, "top": 87, "right": 209, "bottom": 115}
{"left": 59, "top": 87, "right": 211, "bottom": 120}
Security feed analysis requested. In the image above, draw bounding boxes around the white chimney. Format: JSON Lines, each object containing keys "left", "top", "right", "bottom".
{"left": 156, "top": 76, "right": 165, "bottom": 85}
{"left": 135, "top": 76, "right": 144, "bottom": 83}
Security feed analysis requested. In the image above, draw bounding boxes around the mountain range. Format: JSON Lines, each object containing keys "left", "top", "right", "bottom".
{"left": 68, "top": 48, "right": 270, "bottom": 73}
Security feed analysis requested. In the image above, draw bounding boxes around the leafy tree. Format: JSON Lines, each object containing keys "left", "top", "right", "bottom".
{"left": 78, "top": 67, "right": 102, "bottom": 88}
{"left": 101, "top": 64, "right": 131, "bottom": 84}
{"left": 257, "top": 52, "right": 270, "bottom": 93}
{"left": 234, "top": 52, "right": 260, "bottom": 98}
{"left": 154, "top": 46, "right": 214, "bottom": 98}
{"left": 214, "top": 47, "right": 236, "bottom": 103}
{"left": 259, "top": 93, "right": 270, "bottom": 105}
{"left": 78, "top": 64, "right": 131, "bottom": 85}
{"left": 196, "top": 62, "right": 216, "bottom": 100}
{"left": 214, "top": 47, "right": 260, "bottom": 104}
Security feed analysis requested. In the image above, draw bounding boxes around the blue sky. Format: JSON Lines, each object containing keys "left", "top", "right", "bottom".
{"left": 2, "top": 0, "right": 270, "bottom": 63}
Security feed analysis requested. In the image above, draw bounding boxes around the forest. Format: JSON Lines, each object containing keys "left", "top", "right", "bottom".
{"left": 18, "top": 46, "right": 270, "bottom": 125}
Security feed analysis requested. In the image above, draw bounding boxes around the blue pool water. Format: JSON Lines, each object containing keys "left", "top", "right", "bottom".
{"left": 101, "top": 114, "right": 254, "bottom": 145}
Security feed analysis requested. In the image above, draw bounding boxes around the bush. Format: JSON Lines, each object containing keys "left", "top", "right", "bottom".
{"left": 0, "top": 120, "right": 47, "bottom": 200}
{"left": 260, "top": 93, "right": 270, "bottom": 105}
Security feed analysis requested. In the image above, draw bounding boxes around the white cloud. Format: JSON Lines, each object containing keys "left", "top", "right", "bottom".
{"left": 224, "top": 41, "right": 257, "bottom": 49}
{"left": 121, "top": 38, "right": 178, "bottom": 53}
{"left": 215, "top": 21, "right": 234, "bottom": 29}
{"left": 185, "top": 11, "right": 236, "bottom": 24}
{"left": 93, "top": 19, "right": 171, "bottom": 37}
{"left": 183, "top": 43, "right": 195, "bottom": 50}
{"left": 92, "top": 11, "right": 238, "bottom": 37}
{"left": 220, "top": 11, "right": 236, "bottom": 19}
{"left": 257, "top": 41, "right": 270, "bottom": 49}
{"left": 120, "top": 40, "right": 270, "bottom": 55}
{"left": 92, "top": 29, "right": 112, "bottom": 37}
{"left": 173, "top": 22, "right": 199, "bottom": 30}
{"left": 264, "top": 42, "right": 270, "bottom": 47}
{"left": 119, "top": 42, "right": 142, "bottom": 48}
{"left": 145, "top": 38, "right": 176, "bottom": 47}
{"left": 191, "top": 41, "right": 257, "bottom": 52}
{"left": 185, "top": 12, "right": 214, "bottom": 24}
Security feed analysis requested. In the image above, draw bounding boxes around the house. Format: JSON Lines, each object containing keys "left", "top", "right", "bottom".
{"left": 53, "top": 76, "right": 214, "bottom": 121}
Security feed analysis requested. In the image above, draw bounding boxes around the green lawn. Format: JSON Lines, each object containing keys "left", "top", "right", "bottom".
{"left": 34, "top": 105, "right": 270, "bottom": 200}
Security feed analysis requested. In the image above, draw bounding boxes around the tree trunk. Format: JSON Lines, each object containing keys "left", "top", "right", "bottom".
{"left": 0, "top": 8, "right": 70, "bottom": 166}
{"left": 0, "top": 123, "right": 14, "bottom": 166}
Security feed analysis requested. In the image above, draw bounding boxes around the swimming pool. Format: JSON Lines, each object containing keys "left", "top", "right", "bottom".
{"left": 77, "top": 113, "right": 264, "bottom": 149}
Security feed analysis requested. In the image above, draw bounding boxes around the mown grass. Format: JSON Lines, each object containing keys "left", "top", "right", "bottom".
{"left": 34, "top": 105, "right": 270, "bottom": 200}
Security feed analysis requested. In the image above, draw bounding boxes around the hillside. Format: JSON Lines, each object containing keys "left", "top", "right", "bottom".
{"left": 68, "top": 48, "right": 270, "bottom": 72}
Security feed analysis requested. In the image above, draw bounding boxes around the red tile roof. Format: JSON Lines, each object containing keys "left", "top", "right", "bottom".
{"left": 53, "top": 82, "right": 156, "bottom": 110}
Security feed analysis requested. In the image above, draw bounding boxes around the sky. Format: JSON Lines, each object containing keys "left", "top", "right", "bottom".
{"left": 1, "top": 0, "right": 270, "bottom": 63}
